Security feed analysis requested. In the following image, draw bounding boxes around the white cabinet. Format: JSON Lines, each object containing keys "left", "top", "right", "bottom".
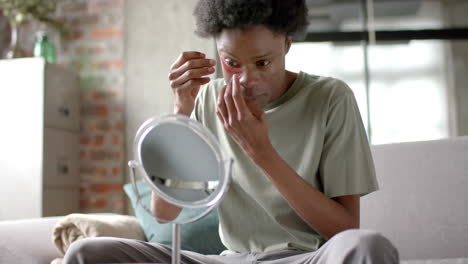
{"left": 0, "top": 58, "right": 80, "bottom": 220}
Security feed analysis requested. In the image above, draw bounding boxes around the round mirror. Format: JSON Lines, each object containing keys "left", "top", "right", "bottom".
{"left": 128, "top": 114, "right": 231, "bottom": 224}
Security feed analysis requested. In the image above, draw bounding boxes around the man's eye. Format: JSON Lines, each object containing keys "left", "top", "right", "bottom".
{"left": 226, "top": 59, "right": 240, "bottom": 68}
{"left": 257, "top": 60, "right": 270, "bottom": 67}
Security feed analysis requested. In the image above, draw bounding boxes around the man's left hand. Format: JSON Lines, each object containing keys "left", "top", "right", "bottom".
{"left": 216, "top": 74, "right": 273, "bottom": 162}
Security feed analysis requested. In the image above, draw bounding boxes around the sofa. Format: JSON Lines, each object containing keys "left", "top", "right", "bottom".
{"left": 1, "top": 136, "right": 468, "bottom": 264}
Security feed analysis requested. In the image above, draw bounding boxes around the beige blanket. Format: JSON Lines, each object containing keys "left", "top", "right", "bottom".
{"left": 51, "top": 213, "right": 145, "bottom": 264}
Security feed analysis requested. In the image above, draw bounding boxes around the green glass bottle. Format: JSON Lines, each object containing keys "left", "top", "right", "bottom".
{"left": 33, "top": 31, "right": 56, "bottom": 64}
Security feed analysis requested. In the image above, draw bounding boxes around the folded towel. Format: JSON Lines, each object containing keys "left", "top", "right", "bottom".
{"left": 52, "top": 213, "right": 146, "bottom": 256}
{"left": 50, "top": 259, "right": 63, "bottom": 264}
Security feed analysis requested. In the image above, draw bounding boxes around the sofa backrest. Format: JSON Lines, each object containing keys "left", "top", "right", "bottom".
{"left": 362, "top": 136, "right": 468, "bottom": 260}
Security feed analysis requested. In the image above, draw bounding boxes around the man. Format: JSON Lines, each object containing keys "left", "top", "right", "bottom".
{"left": 65, "top": 0, "right": 399, "bottom": 263}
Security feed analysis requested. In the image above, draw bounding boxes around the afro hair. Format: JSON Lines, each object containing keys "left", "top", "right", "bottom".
{"left": 193, "top": 0, "right": 309, "bottom": 39}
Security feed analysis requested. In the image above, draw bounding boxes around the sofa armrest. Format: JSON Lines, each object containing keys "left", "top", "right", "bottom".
{"left": 0, "top": 217, "right": 63, "bottom": 264}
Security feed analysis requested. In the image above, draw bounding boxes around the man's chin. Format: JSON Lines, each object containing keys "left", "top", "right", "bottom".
{"left": 246, "top": 98, "right": 268, "bottom": 110}
{"left": 245, "top": 97, "right": 260, "bottom": 106}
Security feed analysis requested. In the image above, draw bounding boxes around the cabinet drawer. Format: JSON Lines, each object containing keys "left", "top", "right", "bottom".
{"left": 43, "top": 128, "right": 80, "bottom": 186}
{"left": 42, "top": 187, "right": 80, "bottom": 217}
{"left": 44, "top": 64, "right": 80, "bottom": 131}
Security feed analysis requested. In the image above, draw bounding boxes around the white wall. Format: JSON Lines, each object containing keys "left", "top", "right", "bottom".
{"left": 124, "top": 0, "right": 217, "bottom": 213}
{"left": 444, "top": 1, "right": 468, "bottom": 136}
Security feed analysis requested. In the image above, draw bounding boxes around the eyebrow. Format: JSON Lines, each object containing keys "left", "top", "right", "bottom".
{"left": 252, "top": 52, "right": 273, "bottom": 59}
{"left": 219, "top": 48, "right": 273, "bottom": 60}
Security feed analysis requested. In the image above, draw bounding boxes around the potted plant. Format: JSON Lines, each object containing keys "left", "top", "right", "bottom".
{"left": 0, "top": 0, "right": 64, "bottom": 59}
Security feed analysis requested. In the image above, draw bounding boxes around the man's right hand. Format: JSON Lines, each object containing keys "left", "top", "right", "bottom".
{"left": 168, "top": 51, "right": 217, "bottom": 115}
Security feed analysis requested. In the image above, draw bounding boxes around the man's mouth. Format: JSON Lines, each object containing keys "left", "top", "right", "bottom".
{"left": 244, "top": 94, "right": 267, "bottom": 104}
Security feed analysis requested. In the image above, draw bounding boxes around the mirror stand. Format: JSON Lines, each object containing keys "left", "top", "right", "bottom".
{"left": 128, "top": 159, "right": 233, "bottom": 264}
{"left": 172, "top": 223, "right": 181, "bottom": 264}
{"left": 128, "top": 115, "right": 233, "bottom": 264}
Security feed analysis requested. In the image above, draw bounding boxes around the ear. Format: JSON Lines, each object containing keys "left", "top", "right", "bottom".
{"left": 285, "top": 36, "right": 293, "bottom": 54}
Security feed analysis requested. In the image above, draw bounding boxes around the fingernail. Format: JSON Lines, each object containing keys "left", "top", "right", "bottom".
{"left": 209, "top": 59, "right": 216, "bottom": 65}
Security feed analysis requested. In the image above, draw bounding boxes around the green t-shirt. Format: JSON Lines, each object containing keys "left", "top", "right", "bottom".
{"left": 191, "top": 71, "right": 379, "bottom": 254}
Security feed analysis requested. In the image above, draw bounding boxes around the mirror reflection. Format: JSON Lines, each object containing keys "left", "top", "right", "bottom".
{"left": 140, "top": 122, "right": 220, "bottom": 204}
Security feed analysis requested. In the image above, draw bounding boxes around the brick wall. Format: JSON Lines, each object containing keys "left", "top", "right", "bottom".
{"left": 0, "top": 14, "right": 8, "bottom": 54}
{"left": 13, "top": 0, "right": 126, "bottom": 213}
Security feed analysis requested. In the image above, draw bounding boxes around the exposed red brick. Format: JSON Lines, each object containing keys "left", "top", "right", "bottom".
{"left": 94, "top": 135, "right": 105, "bottom": 146}
{"left": 95, "top": 198, "right": 108, "bottom": 209}
{"left": 80, "top": 197, "right": 108, "bottom": 210}
{"left": 80, "top": 166, "right": 95, "bottom": 175}
{"left": 22, "top": 23, "right": 33, "bottom": 31}
{"left": 79, "top": 198, "right": 88, "bottom": 209}
{"left": 70, "top": 14, "right": 100, "bottom": 27}
{"left": 80, "top": 76, "right": 106, "bottom": 90}
{"left": 94, "top": 119, "right": 112, "bottom": 132}
{"left": 111, "top": 196, "right": 124, "bottom": 211}
{"left": 81, "top": 166, "right": 112, "bottom": 180}
{"left": 61, "top": 2, "right": 88, "bottom": 13}
{"left": 92, "top": 183, "right": 123, "bottom": 193}
{"left": 14, "top": 0, "right": 128, "bottom": 215}
{"left": 115, "top": 120, "right": 124, "bottom": 131}
{"left": 112, "top": 166, "right": 121, "bottom": 177}
{"left": 112, "top": 134, "right": 121, "bottom": 145}
{"left": 97, "top": 167, "right": 108, "bottom": 177}
{"left": 103, "top": 13, "right": 124, "bottom": 26}
{"left": 91, "top": 28, "right": 123, "bottom": 39}
{"left": 93, "top": 90, "right": 116, "bottom": 101}
{"left": 70, "top": 61, "right": 84, "bottom": 72}
{"left": 89, "top": 150, "right": 122, "bottom": 161}
{"left": 75, "top": 45, "right": 105, "bottom": 56}
{"left": 80, "top": 185, "right": 88, "bottom": 194}
{"left": 112, "top": 104, "right": 124, "bottom": 113}
{"left": 82, "top": 105, "right": 109, "bottom": 117}
{"left": 93, "top": 60, "right": 123, "bottom": 71}
{"left": 80, "top": 136, "right": 91, "bottom": 145}
{"left": 15, "top": 0, "right": 126, "bottom": 213}
{"left": 66, "top": 30, "right": 84, "bottom": 41}
{"left": 88, "top": 0, "right": 123, "bottom": 11}
{"left": 97, "top": 105, "right": 109, "bottom": 116}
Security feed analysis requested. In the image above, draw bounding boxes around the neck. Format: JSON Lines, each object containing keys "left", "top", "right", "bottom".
{"left": 278, "top": 70, "right": 297, "bottom": 97}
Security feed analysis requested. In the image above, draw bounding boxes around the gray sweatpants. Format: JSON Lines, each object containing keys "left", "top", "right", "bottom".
{"left": 63, "top": 229, "right": 399, "bottom": 264}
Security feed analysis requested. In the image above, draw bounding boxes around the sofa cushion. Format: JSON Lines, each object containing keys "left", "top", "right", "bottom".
{"left": 401, "top": 258, "right": 468, "bottom": 264}
{"left": 363, "top": 136, "right": 468, "bottom": 260}
{"left": 124, "top": 181, "right": 226, "bottom": 255}
{"left": 0, "top": 217, "right": 62, "bottom": 264}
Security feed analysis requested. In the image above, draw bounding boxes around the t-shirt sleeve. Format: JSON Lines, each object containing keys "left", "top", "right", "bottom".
{"left": 319, "top": 86, "right": 379, "bottom": 198}
{"left": 190, "top": 83, "right": 209, "bottom": 123}
{"left": 190, "top": 98, "right": 201, "bottom": 122}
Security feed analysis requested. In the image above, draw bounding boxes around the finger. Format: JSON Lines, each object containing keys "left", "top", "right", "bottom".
{"left": 217, "top": 86, "right": 228, "bottom": 125}
{"left": 169, "top": 58, "right": 216, "bottom": 81}
{"left": 216, "top": 109, "right": 226, "bottom": 129}
{"left": 170, "top": 51, "right": 205, "bottom": 70}
{"left": 175, "top": 77, "right": 210, "bottom": 92}
{"left": 170, "top": 67, "right": 214, "bottom": 89}
{"left": 247, "top": 101, "right": 265, "bottom": 120}
{"left": 231, "top": 74, "right": 250, "bottom": 120}
{"left": 224, "top": 77, "right": 237, "bottom": 125}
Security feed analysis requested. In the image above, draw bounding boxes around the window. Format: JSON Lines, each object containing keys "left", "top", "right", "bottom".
{"left": 287, "top": 0, "right": 468, "bottom": 144}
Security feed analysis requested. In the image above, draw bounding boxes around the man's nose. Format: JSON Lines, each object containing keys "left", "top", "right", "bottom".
{"left": 239, "top": 67, "right": 259, "bottom": 88}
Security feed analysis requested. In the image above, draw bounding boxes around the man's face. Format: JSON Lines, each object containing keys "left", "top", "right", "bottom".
{"left": 216, "top": 25, "right": 291, "bottom": 108}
